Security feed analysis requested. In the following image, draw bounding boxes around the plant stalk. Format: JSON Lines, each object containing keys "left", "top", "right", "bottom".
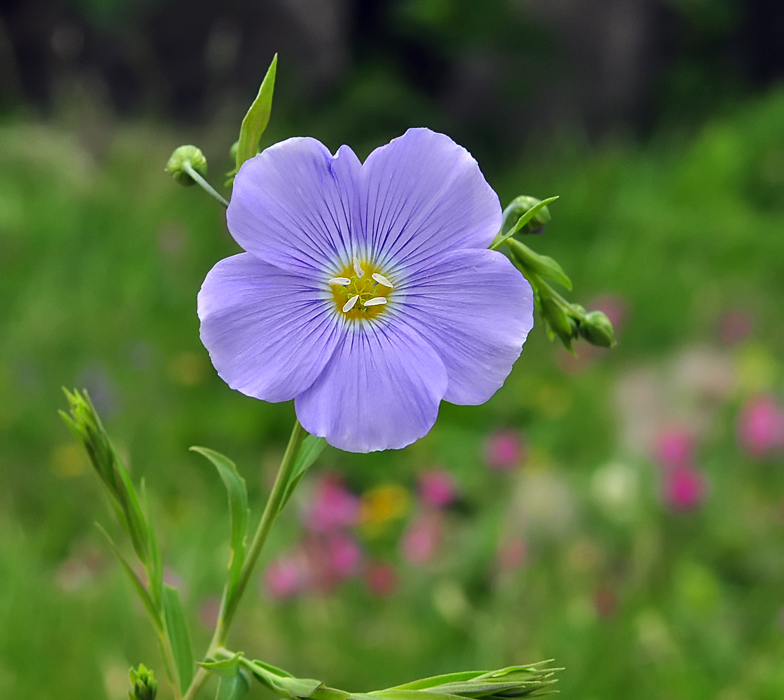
{"left": 182, "top": 419, "right": 307, "bottom": 700}
{"left": 183, "top": 161, "right": 229, "bottom": 208}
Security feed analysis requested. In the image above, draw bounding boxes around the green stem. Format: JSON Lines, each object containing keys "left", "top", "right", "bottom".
{"left": 182, "top": 419, "right": 307, "bottom": 700}
{"left": 183, "top": 161, "right": 229, "bottom": 208}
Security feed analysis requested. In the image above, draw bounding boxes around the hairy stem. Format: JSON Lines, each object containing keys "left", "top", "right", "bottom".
{"left": 182, "top": 419, "right": 307, "bottom": 700}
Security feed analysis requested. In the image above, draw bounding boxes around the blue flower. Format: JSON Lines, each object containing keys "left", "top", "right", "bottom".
{"left": 198, "top": 128, "right": 533, "bottom": 452}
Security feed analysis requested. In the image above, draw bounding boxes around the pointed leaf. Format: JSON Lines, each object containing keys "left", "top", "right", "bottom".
{"left": 278, "top": 433, "right": 326, "bottom": 515}
{"left": 276, "top": 676, "right": 325, "bottom": 698}
{"left": 200, "top": 652, "right": 244, "bottom": 679}
{"left": 506, "top": 239, "right": 572, "bottom": 291}
{"left": 242, "top": 659, "right": 323, "bottom": 699}
{"left": 217, "top": 670, "right": 252, "bottom": 700}
{"left": 162, "top": 584, "right": 195, "bottom": 695}
{"left": 490, "top": 197, "right": 559, "bottom": 251}
{"left": 95, "top": 523, "right": 162, "bottom": 632}
{"left": 391, "top": 673, "right": 486, "bottom": 691}
{"left": 191, "top": 447, "right": 249, "bottom": 600}
{"left": 140, "top": 479, "right": 163, "bottom": 609}
{"left": 370, "top": 691, "right": 466, "bottom": 700}
{"left": 236, "top": 54, "right": 278, "bottom": 169}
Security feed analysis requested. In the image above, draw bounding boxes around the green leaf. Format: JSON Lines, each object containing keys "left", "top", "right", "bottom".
{"left": 370, "top": 691, "right": 465, "bottom": 700}
{"left": 506, "top": 239, "right": 572, "bottom": 291}
{"left": 191, "top": 447, "right": 249, "bottom": 601}
{"left": 391, "top": 673, "right": 486, "bottom": 691}
{"left": 236, "top": 54, "right": 278, "bottom": 170}
{"left": 162, "top": 584, "right": 195, "bottom": 695}
{"left": 200, "top": 652, "right": 245, "bottom": 679}
{"left": 95, "top": 523, "right": 162, "bottom": 633}
{"left": 490, "top": 197, "right": 559, "bottom": 251}
{"left": 140, "top": 479, "right": 163, "bottom": 609}
{"left": 241, "top": 659, "right": 323, "bottom": 699}
{"left": 278, "top": 433, "right": 327, "bottom": 515}
{"left": 216, "top": 670, "right": 252, "bottom": 700}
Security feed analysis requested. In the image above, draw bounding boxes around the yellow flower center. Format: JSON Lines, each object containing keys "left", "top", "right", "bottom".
{"left": 329, "top": 257, "right": 395, "bottom": 321}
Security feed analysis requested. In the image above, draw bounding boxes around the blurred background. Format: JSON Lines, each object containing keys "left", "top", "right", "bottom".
{"left": 2, "top": 1, "right": 784, "bottom": 698}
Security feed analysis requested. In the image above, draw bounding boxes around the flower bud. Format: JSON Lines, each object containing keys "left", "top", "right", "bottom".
{"left": 541, "top": 296, "right": 577, "bottom": 349}
{"left": 579, "top": 310, "right": 616, "bottom": 348}
{"left": 129, "top": 664, "right": 157, "bottom": 700}
{"left": 165, "top": 145, "right": 208, "bottom": 186}
{"left": 60, "top": 389, "right": 150, "bottom": 564}
{"left": 502, "top": 195, "right": 552, "bottom": 235}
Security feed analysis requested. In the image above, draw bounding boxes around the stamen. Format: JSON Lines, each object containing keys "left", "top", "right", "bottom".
{"left": 371, "top": 273, "right": 393, "bottom": 288}
{"left": 353, "top": 257, "right": 365, "bottom": 278}
{"left": 342, "top": 295, "right": 359, "bottom": 313}
{"left": 363, "top": 297, "right": 387, "bottom": 307}
{"left": 328, "top": 277, "right": 351, "bottom": 286}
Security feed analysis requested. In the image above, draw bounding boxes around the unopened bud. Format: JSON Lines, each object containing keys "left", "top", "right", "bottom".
{"left": 580, "top": 310, "right": 616, "bottom": 348}
{"left": 541, "top": 296, "right": 577, "bottom": 350}
{"left": 502, "top": 195, "right": 552, "bottom": 235}
{"left": 129, "top": 664, "right": 157, "bottom": 700}
{"left": 60, "top": 389, "right": 150, "bottom": 564}
{"left": 166, "top": 145, "right": 208, "bottom": 186}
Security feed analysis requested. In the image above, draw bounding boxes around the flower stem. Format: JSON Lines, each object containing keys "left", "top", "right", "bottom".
{"left": 182, "top": 419, "right": 307, "bottom": 700}
{"left": 183, "top": 161, "right": 229, "bottom": 208}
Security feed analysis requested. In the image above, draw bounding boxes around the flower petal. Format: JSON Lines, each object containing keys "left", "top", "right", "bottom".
{"left": 399, "top": 248, "right": 534, "bottom": 405}
{"left": 295, "top": 320, "right": 448, "bottom": 453}
{"left": 198, "top": 253, "right": 342, "bottom": 402}
{"left": 359, "top": 128, "right": 501, "bottom": 273}
{"left": 227, "top": 139, "right": 362, "bottom": 277}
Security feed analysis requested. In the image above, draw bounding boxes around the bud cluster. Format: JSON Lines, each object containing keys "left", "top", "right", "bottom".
{"left": 201, "top": 651, "right": 560, "bottom": 700}
{"left": 129, "top": 665, "right": 158, "bottom": 700}
{"left": 59, "top": 389, "right": 152, "bottom": 564}
{"left": 500, "top": 197, "right": 616, "bottom": 352}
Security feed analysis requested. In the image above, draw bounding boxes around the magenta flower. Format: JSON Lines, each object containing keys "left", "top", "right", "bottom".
{"left": 418, "top": 469, "right": 458, "bottom": 508}
{"left": 737, "top": 394, "right": 784, "bottom": 459}
{"left": 401, "top": 510, "right": 443, "bottom": 564}
{"left": 662, "top": 466, "right": 707, "bottom": 511}
{"left": 198, "top": 129, "right": 533, "bottom": 452}
{"left": 655, "top": 428, "right": 695, "bottom": 471}
{"left": 326, "top": 532, "right": 363, "bottom": 578}
{"left": 302, "top": 475, "right": 359, "bottom": 533}
{"left": 484, "top": 430, "right": 525, "bottom": 471}
{"left": 264, "top": 552, "right": 309, "bottom": 599}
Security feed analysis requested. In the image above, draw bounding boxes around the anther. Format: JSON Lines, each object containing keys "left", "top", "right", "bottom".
{"left": 371, "top": 273, "right": 393, "bottom": 288}
{"left": 328, "top": 277, "right": 351, "bottom": 286}
{"left": 342, "top": 295, "right": 359, "bottom": 313}
{"left": 353, "top": 257, "right": 365, "bottom": 278}
{"left": 363, "top": 297, "right": 387, "bottom": 307}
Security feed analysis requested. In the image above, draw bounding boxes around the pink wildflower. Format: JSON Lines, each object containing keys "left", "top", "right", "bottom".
{"left": 737, "top": 394, "right": 784, "bottom": 459}
{"left": 418, "top": 469, "right": 458, "bottom": 508}
{"left": 302, "top": 475, "right": 359, "bottom": 533}
{"left": 662, "top": 466, "right": 707, "bottom": 511}
{"left": 484, "top": 430, "right": 525, "bottom": 471}
{"left": 326, "top": 532, "right": 362, "bottom": 579}
{"left": 655, "top": 428, "right": 695, "bottom": 471}
{"left": 401, "top": 511, "right": 443, "bottom": 564}
{"left": 264, "top": 553, "right": 309, "bottom": 599}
